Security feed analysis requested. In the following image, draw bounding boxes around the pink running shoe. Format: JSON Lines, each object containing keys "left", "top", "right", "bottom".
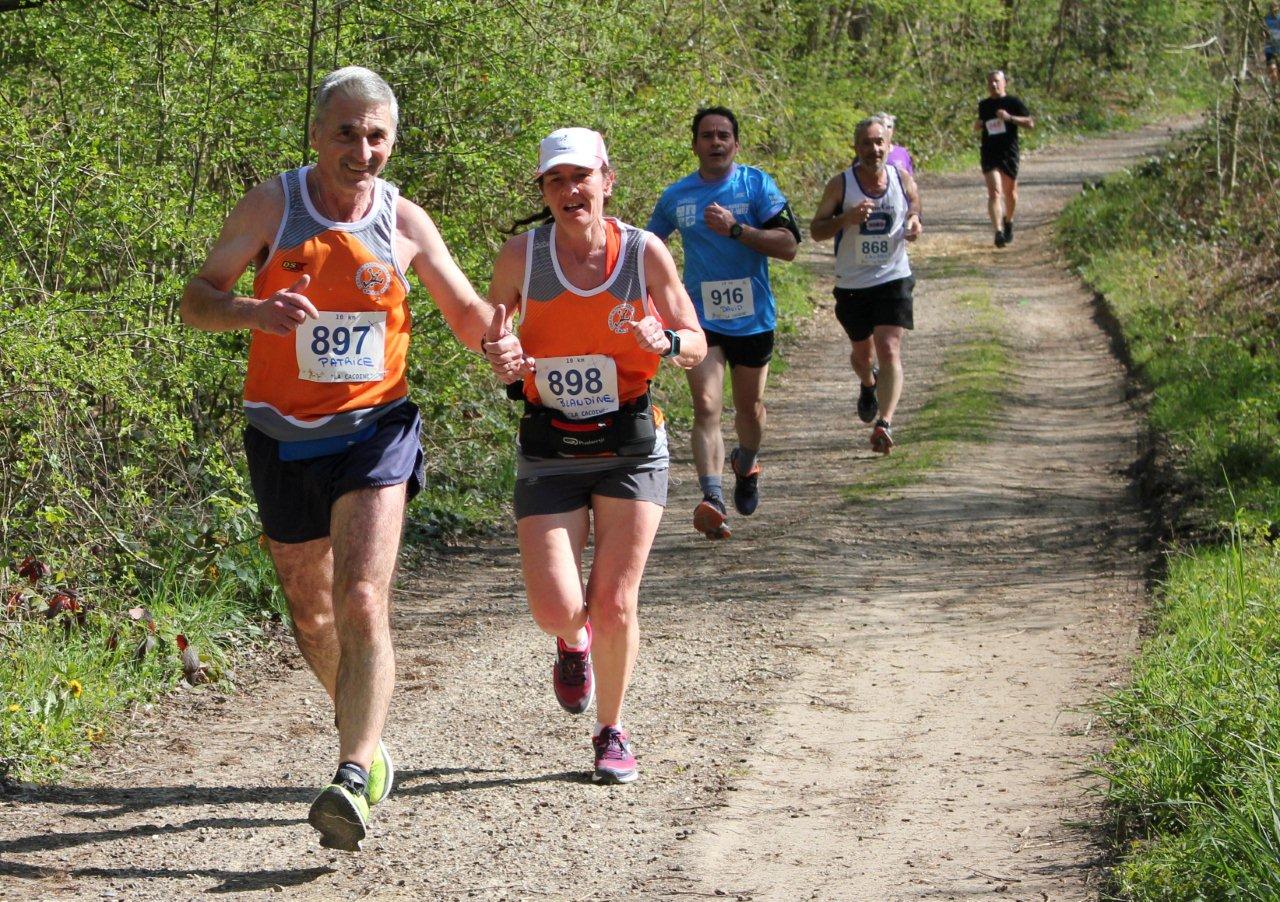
{"left": 553, "top": 622, "right": 594, "bottom": 715}
{"left": 592, "top": 725, "right": 638, "bottom": 784}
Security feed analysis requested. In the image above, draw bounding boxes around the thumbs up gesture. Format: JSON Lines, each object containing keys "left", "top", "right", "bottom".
{"left": 481, "top": 303, "right": 535, "bottom": 383}
{"left": 255, "top": 274, "right": 319, "bottom": 335}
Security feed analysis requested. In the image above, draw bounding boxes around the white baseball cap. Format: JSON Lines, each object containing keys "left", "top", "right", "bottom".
{"left": 536, "top": 127, "right": 609, "bottom": 177}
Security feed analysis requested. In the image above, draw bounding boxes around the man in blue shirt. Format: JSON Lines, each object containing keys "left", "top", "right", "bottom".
{"left": 647, "top": 107, "right": 800, "bottom": 539}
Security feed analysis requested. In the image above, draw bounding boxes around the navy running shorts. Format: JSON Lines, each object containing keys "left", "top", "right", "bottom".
{"left": 705, "top": 328, "right": 775, "bottom": 369}
{"left": 833, "top": 277, "right": 915, "bottom": 343}
{"left": 514, "top": 464, "right": 668, "bottom": 519}
{"left": 244, "top": 400, "right": 425, "bottom": 544}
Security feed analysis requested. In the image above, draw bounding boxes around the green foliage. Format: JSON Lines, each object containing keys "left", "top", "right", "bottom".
{"left": 1100, "top": 530, "right": 1280, "bottom": 897}
{"left": 0, "top": 0, "right": 1214, "bottom": 780}
{"left": 1058, "top": 44, "right": 1280, "bottom": 894}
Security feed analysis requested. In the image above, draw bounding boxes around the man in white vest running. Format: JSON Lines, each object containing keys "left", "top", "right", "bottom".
{"left": 810, "top": 116, "right": 922, "bottom": 454}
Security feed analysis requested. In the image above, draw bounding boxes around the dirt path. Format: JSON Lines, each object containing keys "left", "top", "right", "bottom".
{"left": 0, "top": 123, "right": 1180, "bottom": 901}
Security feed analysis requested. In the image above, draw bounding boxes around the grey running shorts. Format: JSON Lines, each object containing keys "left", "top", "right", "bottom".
{"left": 514, "top": 464, "right": 669, "bottom": 519}
{"left": 244, "top": 400, "right": 425, "bottom": 544}
{"left": 833, "top": 277, "right": 915, "bottom": 343}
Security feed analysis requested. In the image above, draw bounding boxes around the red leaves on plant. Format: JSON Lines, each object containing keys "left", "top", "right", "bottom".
{"left": 45, "top": 592, "right": 79, "bottom": 617}
{"left": 176, "top": 634, "right": 210, "bottom": 685}
{"left": 17, "top": 557, "right": 51, "bottom": 584}
{"left": 4, "top": 590, "right": 22, "bottom": 615}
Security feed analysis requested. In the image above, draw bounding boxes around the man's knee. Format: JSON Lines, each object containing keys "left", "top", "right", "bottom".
{"left": 290, "top": 605, "right": 335, "bottom": 647}
{"left": 691, "top": 393, "right": 721, "bottom": 422}
{"left": 334, "top": 581, "right": 391, "bottom": 642}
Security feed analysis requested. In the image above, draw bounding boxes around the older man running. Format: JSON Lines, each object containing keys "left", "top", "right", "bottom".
{"left": 181, "top": 66, "right": 494, "bottom": 851}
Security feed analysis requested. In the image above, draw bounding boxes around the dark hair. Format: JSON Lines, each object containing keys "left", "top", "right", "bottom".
{"left": 691, "top": 106, "right": 739, "bottom": 142}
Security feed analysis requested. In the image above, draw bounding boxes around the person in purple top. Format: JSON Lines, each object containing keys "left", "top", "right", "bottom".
{"left": 876, "top": 112, "right": 915, "bottom": 176}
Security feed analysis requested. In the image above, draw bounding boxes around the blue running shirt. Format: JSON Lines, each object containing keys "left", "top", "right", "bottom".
{"left": 647, "top": 164, "right": 787, "bottom": 336}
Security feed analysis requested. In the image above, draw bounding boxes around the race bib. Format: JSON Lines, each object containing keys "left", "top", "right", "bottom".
{"left": 296, "top": 311, "right": 387, "bottom": 383}
{"left": 701, "top": 278, "right": 755, "bottom": 322}
{"left": 985, "top": 117, "right": 1007, "bottom": 136}
{"left": 854, "top": 212, "right": 899, "bottom": 266}
{"left": 853, "top": 235, "right": 898, "bottom": 267}
{"left": 535, "top": 355, "right": 619, "bottom": 420}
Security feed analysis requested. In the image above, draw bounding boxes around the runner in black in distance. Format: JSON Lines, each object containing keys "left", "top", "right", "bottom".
{"left": 976, "top": 69, "right": 1034, "bottom": 248}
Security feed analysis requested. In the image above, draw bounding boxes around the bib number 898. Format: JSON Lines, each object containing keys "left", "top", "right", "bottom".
{"left": 709, "top": 286, "right": 746, "bottom": 306}
{"left": 310, "top": 325, "right": 371, "bottom": 356}
{"left": 546, "top": 368, "right": 604, "bottom": 397}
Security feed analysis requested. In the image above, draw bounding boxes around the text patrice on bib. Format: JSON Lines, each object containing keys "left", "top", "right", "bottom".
{"left": 534, "top": 355, "right": 620, "bottom": 420}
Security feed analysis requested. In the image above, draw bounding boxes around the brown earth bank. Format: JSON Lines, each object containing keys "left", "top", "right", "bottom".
{"left": 0, "top": 121, "right": 1184, "bottom": 901}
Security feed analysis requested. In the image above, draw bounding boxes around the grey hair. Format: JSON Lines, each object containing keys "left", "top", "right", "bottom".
{"left": 874, "top": 111, "right": 896, "bottom": 129}
{"left": 314, "top": 66, "right": 399, "bottom": 130}
{"left": 987, "top": 68, "right": 1006, "bottom": 80}
{"left": 854, "top": 116, "right": 886, "bottom": 142}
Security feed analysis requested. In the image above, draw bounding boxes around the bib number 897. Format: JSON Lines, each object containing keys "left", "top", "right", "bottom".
{"left": 546, "top": 367, "right": 604, "bottom": 397}
{"left": 709, "top": 286, "right": 746, "bottom": 307}
{"left": 310, "top": 325, "right": 372, "bottom": 356}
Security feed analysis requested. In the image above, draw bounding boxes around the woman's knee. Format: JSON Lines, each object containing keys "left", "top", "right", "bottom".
{"left": 585, "top": 589, "right": 636, "bottom": 635}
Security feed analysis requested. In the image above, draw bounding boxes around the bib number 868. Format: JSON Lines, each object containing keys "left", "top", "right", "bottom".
{"left": 546, "top": 367, "right": 604, "bottom": 397}
{"left": 861, "top": 240, "right": 890, "bottom": 256}
{"left": 310, "top": 325, "right": 372, "bottom": 356}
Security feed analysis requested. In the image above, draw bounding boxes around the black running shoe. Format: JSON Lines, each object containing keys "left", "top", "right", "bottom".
{"left": 994, "top": 230, "right": 1006, "bottom": 248}
{"left": 729, "top": 448, "right": 761, "bottom": 517}
{"left": 857, "top": 381, "right": 878, "bottom": 424}
{"left": 1002, "top": 218, "right": 1013, "bottom": 244}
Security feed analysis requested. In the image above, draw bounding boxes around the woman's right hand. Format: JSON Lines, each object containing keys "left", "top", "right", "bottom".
{"left": 482, "top": 303, "right": 536, "bottom": 384}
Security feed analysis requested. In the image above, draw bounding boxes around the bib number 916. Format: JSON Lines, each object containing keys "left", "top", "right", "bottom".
{"left": 709, "top": 286, "right": 746, "bottom": 307}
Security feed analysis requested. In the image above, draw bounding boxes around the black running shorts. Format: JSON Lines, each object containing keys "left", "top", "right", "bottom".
{"left": 244, "top": 400, "right": 425, "bottom": 544}
{"left": 833, "top": 277, "right": 915, "bottom": 343}
{"left": 981, "top": 149, "right": 1020, "bottom": 180}
{"left": 704, "top": 328, "right": 775, "bottom": 369}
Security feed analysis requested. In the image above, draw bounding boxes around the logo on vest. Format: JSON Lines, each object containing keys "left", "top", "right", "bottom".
{"left": 607, "top": 301, "right": 637, "bottom": 335}
{"left": 355, "top": 261, "right": 392, "bottom": 297}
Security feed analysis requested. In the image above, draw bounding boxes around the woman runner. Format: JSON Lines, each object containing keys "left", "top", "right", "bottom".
{"left": 482, "top": 127, "right": 706, "bottom": 783}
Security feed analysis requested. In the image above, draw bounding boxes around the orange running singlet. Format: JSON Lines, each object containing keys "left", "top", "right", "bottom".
{"left": 517, "top": 218, "right": 662, "bottom": 423}
{"left": 244, "top": 166, "right": 411, "bottom": 442}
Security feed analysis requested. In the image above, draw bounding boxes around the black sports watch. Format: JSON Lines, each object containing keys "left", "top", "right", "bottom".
{"left": 660, "top": 329, "right": 681, "bottom": 358}
{"left": 729, "top": 222, "right": 744, "bottom": 240}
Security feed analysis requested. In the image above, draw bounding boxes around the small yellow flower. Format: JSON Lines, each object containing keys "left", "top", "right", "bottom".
{"left": 66, "top": 679, "right": 83, "bottom": 698}
{"left": 6, "top": 704, "right": 19, "bottom": 713}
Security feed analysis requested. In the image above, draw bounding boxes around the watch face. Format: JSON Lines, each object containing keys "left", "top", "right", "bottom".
{"left": 730, "top": 223, "right": 743, "bottom": 238}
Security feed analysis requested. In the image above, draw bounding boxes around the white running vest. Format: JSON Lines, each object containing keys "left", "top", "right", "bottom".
{"left": 833, "top": 164, "right": 913, "bottom": 290}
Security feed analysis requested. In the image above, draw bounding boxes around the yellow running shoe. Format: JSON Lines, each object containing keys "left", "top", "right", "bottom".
{"left": 308, "top": 765, "right": 370, "bottom": 851}
{"left": 367, "top": 741, "right": 394, "bottom": 806}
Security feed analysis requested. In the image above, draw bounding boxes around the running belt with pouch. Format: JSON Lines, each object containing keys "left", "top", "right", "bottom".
{"left": 508, "top": 381, "right": 657, "bottom": 459}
